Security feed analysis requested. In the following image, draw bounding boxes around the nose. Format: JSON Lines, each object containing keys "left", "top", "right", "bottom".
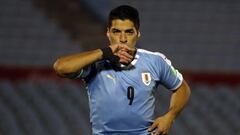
{"left": 120, "top": 33, "right": 127, "bottom": 44}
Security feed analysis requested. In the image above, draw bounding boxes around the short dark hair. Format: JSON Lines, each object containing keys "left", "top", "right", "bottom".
{"left": 108, "top": 5, "right": 140, "bottom": 30}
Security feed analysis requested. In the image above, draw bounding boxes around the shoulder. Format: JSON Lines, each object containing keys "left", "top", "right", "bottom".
{"left": 137, "top": 48, "right": 171, "bottom": 65}
{"left": 137, "top": 48, "right": 165, "bottom": 58}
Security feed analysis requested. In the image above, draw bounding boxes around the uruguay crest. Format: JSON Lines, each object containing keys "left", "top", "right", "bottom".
{"left": 141, "top": 72, "right": 151, "bottom": 86}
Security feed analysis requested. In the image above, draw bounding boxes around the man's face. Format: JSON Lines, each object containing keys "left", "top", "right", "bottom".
{"left": 107, "top": 19, "right": 140, "bottom": 48}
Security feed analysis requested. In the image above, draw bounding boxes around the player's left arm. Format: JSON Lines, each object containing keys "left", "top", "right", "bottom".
{"left": 148, "top": 80, "right": 191, "bottom": 135}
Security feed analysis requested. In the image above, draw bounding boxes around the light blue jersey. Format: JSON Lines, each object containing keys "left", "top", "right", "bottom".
{"left": 77, "top": 48, "right": 183, "bottom": 135}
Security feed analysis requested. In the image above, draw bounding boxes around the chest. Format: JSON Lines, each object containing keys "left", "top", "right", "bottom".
{"left": 97, "top": 64, "right": 158, "bottom": 94}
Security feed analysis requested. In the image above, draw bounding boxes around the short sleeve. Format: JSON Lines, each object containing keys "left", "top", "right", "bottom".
{"left": 156, "top": 54, "right": 183, "bottom": 90}
{"left": 76, "top": 66, "right": 91, "bottom": 78}
{"left": 73, "top": 60, "right": 107, "bottom": 82}
{"left": 70, "top": 64, "right": 96, "bottom": 81}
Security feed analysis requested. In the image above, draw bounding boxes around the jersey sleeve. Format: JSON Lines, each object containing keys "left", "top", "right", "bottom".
{"left": 156, "top": 54, "right": 183, "bottom": 90}
{"left": 72, "top": 60, "right": 106, "bottom": 82}
{"left": 70, "top": 64, "right": 96, "bottom": 82}
{"left": 75, "top": 66, "right": 91, "bottom": 78}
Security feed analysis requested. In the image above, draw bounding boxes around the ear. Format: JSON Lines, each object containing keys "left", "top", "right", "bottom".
{"left": 106, "top": 28, "right": 110, "bottom": 38}
{"left": 137, "top": 31, "right": 141, "bottom": 39}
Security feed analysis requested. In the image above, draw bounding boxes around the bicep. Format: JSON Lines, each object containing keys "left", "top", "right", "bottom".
{"left": 172, "top": 80, "right": 191, "bottom": 97}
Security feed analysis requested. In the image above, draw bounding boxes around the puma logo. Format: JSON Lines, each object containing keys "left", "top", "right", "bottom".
{"left": 106, "top": 74, "right": 116, "bottom": 84}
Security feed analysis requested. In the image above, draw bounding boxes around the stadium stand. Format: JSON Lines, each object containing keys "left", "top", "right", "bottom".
{"left": 0, "top": 80, "right": 239, "bottom": 135}
{"left": 83, "top": 0, "right": 240, "bottom": 72}
{"left": 0, "top": 0, "right": 239, "bottom": 135}
{"left": 0, "top": 0, "right": 83, "bottom": 67}
{"left": 0, "top": 79, "right": 91, "bottom": 135}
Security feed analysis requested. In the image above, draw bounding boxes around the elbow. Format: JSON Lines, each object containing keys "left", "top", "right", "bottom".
{"left": 53, "top": 59, "right": 69, "bottom": 76}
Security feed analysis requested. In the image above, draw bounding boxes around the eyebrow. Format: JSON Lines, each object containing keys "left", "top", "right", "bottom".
{"left": 111, "top": 28, "right": 121, "bottom": 32}
{"left": 111, "top": 28, "right": 135, "bottom": 32}
{"left": 125, "top": 29, "right": 134, "bottom": 33}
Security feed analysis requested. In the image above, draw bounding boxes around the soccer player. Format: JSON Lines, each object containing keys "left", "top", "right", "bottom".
{"left": 53, "top": 5, "right": 191, "bottom": 135}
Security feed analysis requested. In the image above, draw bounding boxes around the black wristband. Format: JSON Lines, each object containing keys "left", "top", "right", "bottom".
{"left": 101, "top": 47, "right": 120, "bottom": 64}
{"left": 101, "top": 47, "right": 113, "bottom": 59}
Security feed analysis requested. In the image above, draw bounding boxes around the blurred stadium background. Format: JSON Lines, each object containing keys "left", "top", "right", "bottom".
{"left": 0, "top": 0, "right": 240, "bottom": 135}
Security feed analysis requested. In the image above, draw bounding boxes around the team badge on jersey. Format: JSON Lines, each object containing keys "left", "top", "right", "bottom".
{"left": 141, "top": 72, "right": 151, "bottom": 86}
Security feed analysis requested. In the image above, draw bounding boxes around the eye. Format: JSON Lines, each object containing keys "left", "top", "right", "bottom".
{"left": 112, "top": 29, "right": 121, "bottom": 34}
{"left": 126, "top": 30, "right": 134, "bottom": 35}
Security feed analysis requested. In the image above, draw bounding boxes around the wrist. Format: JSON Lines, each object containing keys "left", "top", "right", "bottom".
{"left": 101, "top": 47, "right": 113, "bottom": 59}
{"left": 100, "top": 47, "right": 119, "bottom": 64}
{"left": 165, "top": 111, "right": 177, "bottom": 121}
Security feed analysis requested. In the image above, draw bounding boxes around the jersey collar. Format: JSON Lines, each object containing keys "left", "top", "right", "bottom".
{"left": 119, "top": 49, "right": 139, "bottom": 70}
